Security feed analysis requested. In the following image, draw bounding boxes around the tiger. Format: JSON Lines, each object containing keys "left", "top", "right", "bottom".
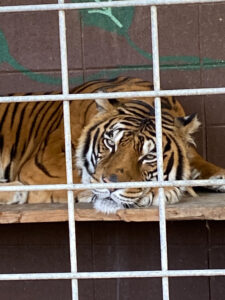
{"left": 0, "top": 77, "right": 225, "bottom": 214}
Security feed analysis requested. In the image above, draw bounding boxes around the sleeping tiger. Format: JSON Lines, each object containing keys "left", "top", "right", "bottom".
{"left": 0, "top": 77, "right": 225, "bottom": 213}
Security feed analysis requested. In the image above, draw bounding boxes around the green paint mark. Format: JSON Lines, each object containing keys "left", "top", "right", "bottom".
{"left": 0, "top": 30, "right": 62, "bottom": 85}
{"left": 75, "top": 0, "right": 134, "bottom": 35}
{"left": 77, "top": 2, "right": 225, "bottom": 69}
{"left": 123, "top": 32, "right": 152, "bottom": 61}
{"left": 88, "top": 0, "right": 123, "bottom": 28}
{"left": 0, "top": 30, "right": 11, "bottom": 64}
{"left": 1, "top": 1, "right": 225, "bottom": 88}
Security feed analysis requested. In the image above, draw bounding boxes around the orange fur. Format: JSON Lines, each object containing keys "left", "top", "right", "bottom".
{"left": 0, "top": 77, "right": 224, "bottom": 210}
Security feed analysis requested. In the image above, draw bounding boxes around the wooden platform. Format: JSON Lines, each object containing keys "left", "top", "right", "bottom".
{"left": 0, "top": 192, "right": 225, "bottom": 223}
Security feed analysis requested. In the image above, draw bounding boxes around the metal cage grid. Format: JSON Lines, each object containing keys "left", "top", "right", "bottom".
{"left": 1, "top": 1, "right": 225, "bottom": 300}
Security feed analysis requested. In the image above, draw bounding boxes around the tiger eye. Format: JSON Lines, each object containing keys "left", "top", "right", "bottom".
{"left": 108, "top": 130, "right": 114, "bottom": 138}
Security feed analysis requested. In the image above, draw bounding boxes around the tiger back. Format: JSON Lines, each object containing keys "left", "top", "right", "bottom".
{"left": 0, "top": 77, "right": 225, "bottom": 213}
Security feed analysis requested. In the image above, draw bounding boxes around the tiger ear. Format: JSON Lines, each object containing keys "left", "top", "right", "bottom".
{"left": 95, "top": 98, "right": 120, "bottom": 112}
{"left": 174, "top": 113, "right": 201, "bottom": 144}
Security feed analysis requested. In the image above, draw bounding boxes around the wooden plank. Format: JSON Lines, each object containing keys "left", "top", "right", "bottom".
{"left": 0, "top": 193, "right": 225, "bottom": 223}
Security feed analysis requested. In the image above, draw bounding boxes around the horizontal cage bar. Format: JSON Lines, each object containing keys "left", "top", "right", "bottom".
{"left": 0, "top": 269, "right": 225, "bottom": 281}
{"left": 0, "top": 178, "right": 225, "bottom": 192}
{"left": 1, "top": 87, "right": 225, "bottom": 103}
{"left": 1, "top": 0, "right": 224, "bottom": 296}
{"left": 0, "top": 0, "right": 225, "bottom": 14}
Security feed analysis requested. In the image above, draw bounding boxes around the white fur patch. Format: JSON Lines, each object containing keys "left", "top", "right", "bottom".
{"left": 94, "top": 198, "right": 123, "bottom": 214}
{"left": 142, "top": 140, "right": 155, "bottom": 155}
{"left": 152, "top": 188, "right": 181, "bottom": 206}
{"left": 7, "top": 191, "right": 28, "bottom": 205}
{"left": 206, "top": 175, "right": 225, "bottom": 192}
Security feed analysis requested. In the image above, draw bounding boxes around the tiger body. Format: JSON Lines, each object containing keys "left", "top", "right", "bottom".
{"left": 0, "top": 77, "right": 225, "bottom": 213}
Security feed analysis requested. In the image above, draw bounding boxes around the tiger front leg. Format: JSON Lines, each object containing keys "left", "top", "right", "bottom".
{"left": 204, "top": 172, "right": 225, "bottom": 192}
{"left": 189, "top": 146, "right": 225, "bottom": 192}
{"left": 139, "top": 187, "right": 182, "bottom": 207}
{"left": 75, "top": 190, "right": 94, "bottom": 203}
{"left": 0, "top": 181, "right": 28, "bottom": 205}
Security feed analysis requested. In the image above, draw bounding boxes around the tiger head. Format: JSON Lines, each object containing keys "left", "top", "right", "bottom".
{"left": 76, "top": 98, "right": 200, "bottom": 214}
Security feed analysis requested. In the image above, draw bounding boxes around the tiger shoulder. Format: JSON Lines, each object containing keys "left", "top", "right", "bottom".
{"left": 0, "top": 77, "right": 224, "bottom": 214}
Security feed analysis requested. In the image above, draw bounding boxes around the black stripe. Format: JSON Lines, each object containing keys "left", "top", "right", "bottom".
{"left": 42, "top": 109, "right": 63, "bottom": 149}
{"left": 82, "top": 131, "right": 91, "bottom": 160}
{"left": 162, "top": 115, "right": 173, "bottom": 124}
{"left": 170, "top": 136, "right": 183, "bottom": 180}
{"left": 10, "top": 103, "right": 19, "bottom": 129}
{"left": 125, "top": 108, "right": 150, "bottom": 119}
{"left": 176, "top": 145, "right": 183, "bottom": 180}
{"left": 10, "top": 144, "right": 16, "bottom": 162}
{"left": 17, "top": 109, "right": 63, "bottom": 177}
{"left": 0, "top": 134, "right": 4, "bottom": 153}
{"left": 92, "top": 128, "right": 100, "bottom": 160}
{"left": 161, "top": 97, "right": 172, "bottom": 110}
{"left": 128, "top": 100, "right": 155, "bottom": 114}
{"left": 0, "top": 104, "right": 10, "bottom": 132}
{"left": 27, "top": 102, "right": 48, "bottom": 142}
{"left": 84, "top": 159, "right": 93, "bottom": 177}
{"left": 34, "top": 102, "right": 57, "bottom": 138}
{"left": 34, "top": 154, "right": 58, "bottom": 178}
{"left": 19, "top": 102, "right": 48, "bottom": 158}
{"left": 4, "top": 163, "right": 11, "bottom": 181}
{"left": 165, "top": 152, "right": 174, "bottom": 178}
{"left": 103, "top": 118, "right": 120, "bottom": 131}
{"left": 21, "top": 142, "right": 27, "bottom": 157}
{"left": 72, "top": 80, "right": 104, "bottom": 93}
{"left": 126, "top": 105, "right": 153, "bottom": 116}
{"left": 164, "top": 138, "right": 171, "bottom": 153}
{"left": 11, "top": 104, "right": 28, "bottom": 161}
{"left": 162, "top": 124, "right": 173, "bottom": 132}
{"left": 29, "top": 102, "right": 41, "bottom": 117}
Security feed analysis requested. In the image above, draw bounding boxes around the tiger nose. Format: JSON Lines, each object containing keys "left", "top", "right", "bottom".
{"left": 103, "top": 174, "right": 118, "bottom": 183}
{"left": 102, "top": 174, "right": 119, "bottom": 192}
{"left": 109, "top": 174, "right": 118, "bottom": 182}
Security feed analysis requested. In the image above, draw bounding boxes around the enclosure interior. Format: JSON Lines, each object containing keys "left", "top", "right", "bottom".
{"left": 0, "top": 1, "right": 225, "bottom": 300}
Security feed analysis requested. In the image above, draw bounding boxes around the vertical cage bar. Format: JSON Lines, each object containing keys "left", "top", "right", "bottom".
{"left": 151, "top": 5, "right": 170, "bottom": 300}
{"left": 58, "top": 1, "right": 79, "bottom": 299}
{"left": 2, "top": 0, "right": 225, "bottom": 295}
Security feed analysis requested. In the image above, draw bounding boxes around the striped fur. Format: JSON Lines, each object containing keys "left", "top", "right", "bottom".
{"left": 76, "top": 89, "right": 200, "bottom": 213}
{"left": 0, "top": 77, "right": 225, "bottom": 212}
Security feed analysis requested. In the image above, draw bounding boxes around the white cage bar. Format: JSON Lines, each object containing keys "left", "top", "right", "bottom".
{"left": 58, "top": 0, "right": 79, "bottom": 298}
{"left": 151, "top": 5, "right": 170, "bottom": 299}
{"left": 0, "top": 0, "right": 224, "bottom": 13}
{"left": 1, "top": 86, "right": 225, "bottom": 103}
{"left": 1, "top": 1, "right": 225, "bottom": 300}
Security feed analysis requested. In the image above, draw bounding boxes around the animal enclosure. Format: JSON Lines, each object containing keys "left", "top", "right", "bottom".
{"left": 0, "top": 1, "right": 225, "bottom": 300}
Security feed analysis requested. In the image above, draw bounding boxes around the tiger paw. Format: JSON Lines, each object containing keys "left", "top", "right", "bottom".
{"left": 76, "top": 190, "right": 94, "bottom": 203}
{"left": 138, "top": 193, "right": 154, "bottom": 207}
{"left": 6, "top": 191, "right": 28, "bottom": 205}
{"left": 151, "top": 187, "right": 181, "bottom": 206}
{"left": 93, "top": 197, "right": 123, "bottom": 214}
{"left": 0, "top": 181, "right": 28, "bottom": 205}
{"left": 206, "top": 174, "right": 225, "bottom": 192}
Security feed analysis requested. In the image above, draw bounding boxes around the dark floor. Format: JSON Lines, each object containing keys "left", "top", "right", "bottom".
{"left": 0, "top": 221, "right": 224, "bottom": 300}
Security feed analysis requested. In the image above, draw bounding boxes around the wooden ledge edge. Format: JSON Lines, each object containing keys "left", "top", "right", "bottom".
{"left": 0, "top": 193, "right": 225, "bottom": 223}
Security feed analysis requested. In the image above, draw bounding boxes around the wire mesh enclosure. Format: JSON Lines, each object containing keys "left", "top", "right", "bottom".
{"left": 1, "top": 1, "right": 225, "bottom": 300}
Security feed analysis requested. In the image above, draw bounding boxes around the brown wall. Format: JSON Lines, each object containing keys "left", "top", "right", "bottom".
{"left": 1, "top": 1, "right": 225, "bottom": 166}
{"left": 1, "top": 2, "right": 225, "bottom": 300}
{"left": 0, "top": 221, "right": 224, "bottom": 300}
